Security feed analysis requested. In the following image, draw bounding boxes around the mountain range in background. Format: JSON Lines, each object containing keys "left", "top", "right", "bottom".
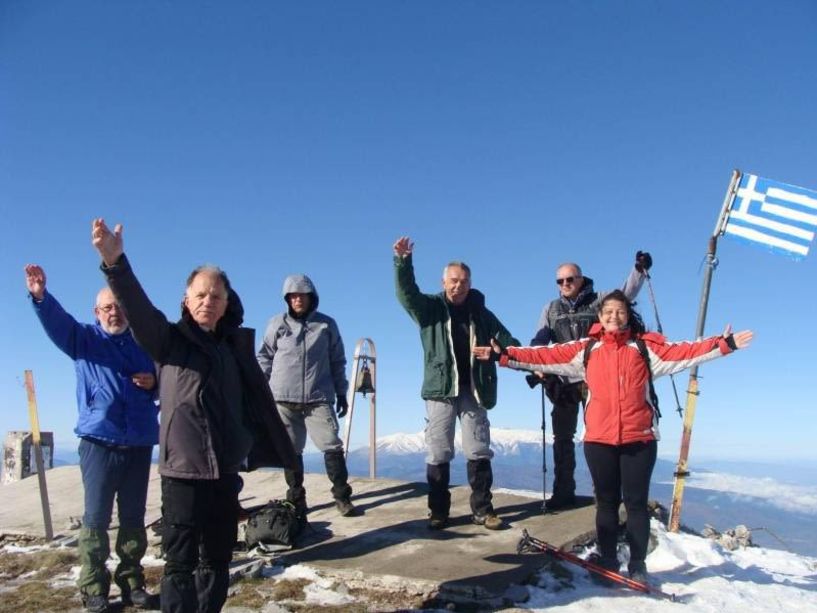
{"left": 50, "top": 428, "right": 816, "bottom": 557}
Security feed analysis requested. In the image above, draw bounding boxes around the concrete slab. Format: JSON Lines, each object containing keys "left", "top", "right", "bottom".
{"left": 0, "top": 465, "right": 597, "bottom": 602}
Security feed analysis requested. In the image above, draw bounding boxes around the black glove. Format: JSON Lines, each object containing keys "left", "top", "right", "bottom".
{"left": 336, "top": 396, "right": 349, "bottom": 418}
{"left": 487, "top": 337, "right": 507, "bottom": 362}
{"left": 525, "top": 373, "right": 544, "bottom": 389}
{"left": 635, "top": 250, "right": 653, "bottom": 273}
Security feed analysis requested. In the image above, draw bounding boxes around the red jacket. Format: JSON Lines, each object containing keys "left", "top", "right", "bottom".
{"left": 501, "top": 324, "right": 736, "bottom": 445}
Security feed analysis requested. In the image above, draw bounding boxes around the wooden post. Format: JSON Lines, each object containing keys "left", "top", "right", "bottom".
{"left": 668, "top": 170, "right": 741, "bottom": 532}
{"left": 24, "top": 370, "right": 54, "bottom": 540}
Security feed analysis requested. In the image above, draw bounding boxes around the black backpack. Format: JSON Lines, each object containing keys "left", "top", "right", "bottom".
{"left": 582, "top": 337, "right": 662, "bottom": 420}
{"left": 245, "top": 500, "right": 304, "bottom": 549}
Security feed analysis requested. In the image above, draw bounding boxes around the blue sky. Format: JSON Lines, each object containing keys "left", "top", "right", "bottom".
{"left": 2, "top": 1, "right": 815, "bottom": 462}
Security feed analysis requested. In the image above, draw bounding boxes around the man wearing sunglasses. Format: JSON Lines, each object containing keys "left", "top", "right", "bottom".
{"left": 25, "top": 264, "right": 158, "bottom": 612}
{"left": 531, "top": 251, "right": 652, "bottom": 511}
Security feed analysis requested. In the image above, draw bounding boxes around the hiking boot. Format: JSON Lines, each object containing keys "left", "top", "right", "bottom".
{"left": 472, "top": 512, "right": 504, "bottom": 530}
{"left": 544, "top": 493, "right": 576, "bottom": 511}
{"left": 628, "top": 561, "right": 650, "bottom": 586}
{"left": 587, "top": 553, "right": 620, "bottom": 588}
{"left": 428, "top": 514, "right": 448, "bottom": 530}
{"left": 122, "top": 587, "right": 153, "bottom": 609}
{"left": 335, "top": 498, "right": 358, "bottom": 517}
{"left": 83, "top": 594, "right": 109, "bottom": 613}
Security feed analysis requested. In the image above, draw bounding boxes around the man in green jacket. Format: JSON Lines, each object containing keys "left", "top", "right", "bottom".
{"left": 393, "top": 236, "right": 520, "bottom": 530}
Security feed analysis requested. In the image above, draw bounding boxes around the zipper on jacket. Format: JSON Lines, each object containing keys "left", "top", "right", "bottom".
{"left": 469, "top": 319, "right": 481, "bottom": 406}
{"left": 444, "top": 309, "right": 458, "bottom": 397}
{"left": 299, "top": 320, "right": 308, "bottom": 404}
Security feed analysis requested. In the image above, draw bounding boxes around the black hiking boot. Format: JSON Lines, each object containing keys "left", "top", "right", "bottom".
{"left": 428, "top": 514, "right": 448, "bottom": 530}
{"left": 628, "top": 561, "right": 650, "bottom": 585}
{"left": 334, "top": 497, "right": 359, "bottom": 517}
{"left": 325, "top": 450, "right": 354, "bottom": 504}
{"left": 544, "top": 493, "right": 576, "bottom": 511}
{"left": 471, "top": 512, "right": 504, "bottom": 530}
{"left": 427, "top": 462, "right": 451, "bottom": 526}
{"left": 587, "top": 553, "right": 620, "bottom": 587}
{"left": 83, "top": 594, "right": 109, "bottom": 613}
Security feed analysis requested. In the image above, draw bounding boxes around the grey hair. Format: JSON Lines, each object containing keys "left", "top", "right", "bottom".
{"left": 185, "top": 265, "right": 232, "bottom": 292}
{"left": 442, "top": 261, "right": 472, "bottom": 279}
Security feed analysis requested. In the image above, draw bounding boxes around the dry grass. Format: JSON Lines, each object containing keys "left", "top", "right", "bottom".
{"left": 224, "top": 577, "right": 272, "bottom": 608}
{"left": 0, "top": 548, "right": 78, "bottom": 580}
{"left": 0, "top": 580, "right": 79, "bottom": 611}
{"left": 269, "top": 577, "right": 311, "bottom": 601}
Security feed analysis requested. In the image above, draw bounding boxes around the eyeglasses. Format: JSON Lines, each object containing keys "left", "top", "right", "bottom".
{"left": 96, "top": 303, "right": 122, "bottom": 313}
{"left": 556, "top": 276, "right": 576, "bottom": 286}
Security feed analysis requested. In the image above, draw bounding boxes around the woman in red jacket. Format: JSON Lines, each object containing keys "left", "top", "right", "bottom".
{"left": 474, "top": 290, "right": 752, "bottom": 584}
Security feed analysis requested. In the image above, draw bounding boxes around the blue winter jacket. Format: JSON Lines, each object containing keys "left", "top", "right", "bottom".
{"left": 30, "top": 291, "right": 159, "bottom": 446}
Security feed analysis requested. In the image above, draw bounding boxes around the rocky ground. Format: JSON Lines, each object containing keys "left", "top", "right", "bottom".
{"left": 0, "top": 533, "right": 446, "bottom": 613}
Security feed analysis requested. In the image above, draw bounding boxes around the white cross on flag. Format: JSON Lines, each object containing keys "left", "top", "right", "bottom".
{"left": 722, "top": 173, "right": 817, "bottom": 260}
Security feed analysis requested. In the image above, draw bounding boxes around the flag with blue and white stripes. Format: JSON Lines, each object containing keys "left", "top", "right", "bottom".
{"left": 722, "top": 173, "right": 817, "bottom": 261}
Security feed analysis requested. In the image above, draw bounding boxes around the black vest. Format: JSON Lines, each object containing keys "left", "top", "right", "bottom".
{"left": 546, "top": 277, "right": 601, "bottom": 342}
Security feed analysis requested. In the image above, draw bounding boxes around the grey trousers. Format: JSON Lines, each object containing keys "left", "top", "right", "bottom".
{"left": 277, "top": 402, "right": 343, "bottom": 454}
{"left": 424, "top": 390, "right": 494, "bottom": 465}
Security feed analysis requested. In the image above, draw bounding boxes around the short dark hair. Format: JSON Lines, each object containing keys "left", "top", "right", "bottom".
{"left": 599, "top": 289, "right": 646, "bottom": 335}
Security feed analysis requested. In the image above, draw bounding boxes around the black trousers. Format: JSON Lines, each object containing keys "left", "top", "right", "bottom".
{"left": 160, "top": 474, "right": 241, "bottom": 613}
{"left": 547, "top": 382, "right": 583, "bottom": 498}
{"left": 584, "top": 440, "right": 657, "bottom": 569}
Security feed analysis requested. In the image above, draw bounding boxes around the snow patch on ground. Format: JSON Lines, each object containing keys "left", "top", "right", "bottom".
{"left": 519, "top": 520, "right": 817, "bottom": 612}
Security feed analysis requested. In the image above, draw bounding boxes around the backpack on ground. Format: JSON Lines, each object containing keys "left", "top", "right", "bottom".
{"left": 244, "top": 500, "right": 304, "bottom": 550}
{"left": 582, "top": 337, "right": 662, "bottom": 420}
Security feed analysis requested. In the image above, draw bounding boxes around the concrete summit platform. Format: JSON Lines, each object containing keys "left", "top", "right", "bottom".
{"left": 0, "top": 465, "right": 597, "bottom": 603}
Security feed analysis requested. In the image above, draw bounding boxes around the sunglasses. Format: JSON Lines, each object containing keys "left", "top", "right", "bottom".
{"left": 556, "top": 276, "right": 576, "bottom": 286}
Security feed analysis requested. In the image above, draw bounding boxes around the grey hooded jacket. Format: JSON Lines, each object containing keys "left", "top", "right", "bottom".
{"left": 257, "top": 274, "right": 348, "bottom": 405}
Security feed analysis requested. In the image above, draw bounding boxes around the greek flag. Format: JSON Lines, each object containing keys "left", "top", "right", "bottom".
{"left": 723, "top": 173, "right": 817, "bottom": 260}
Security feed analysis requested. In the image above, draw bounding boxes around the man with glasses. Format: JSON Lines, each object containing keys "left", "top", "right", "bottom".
{"left": 531, "top": 252, "right": 652, "bottom": 511}
{"left": 25, "top": 264, "right": 158, "bottom": 613}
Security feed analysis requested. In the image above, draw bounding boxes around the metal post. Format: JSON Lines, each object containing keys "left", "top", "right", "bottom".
{"left": 668, "top": 169, "right": 741, "bottom": 532}
{"left": 24, "top": 370, "right": 54, "bottom": 540}
{"left": 343, "top": 338, "right": 377, "bottom": 479}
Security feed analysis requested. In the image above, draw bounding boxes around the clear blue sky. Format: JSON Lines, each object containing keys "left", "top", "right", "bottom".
{"left": 2, "top": 1, "right": 815, "bottom": 461}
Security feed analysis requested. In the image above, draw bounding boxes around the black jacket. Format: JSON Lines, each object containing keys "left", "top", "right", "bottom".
{"left": 102, "top": 254, "right": 297, "bottom": 479}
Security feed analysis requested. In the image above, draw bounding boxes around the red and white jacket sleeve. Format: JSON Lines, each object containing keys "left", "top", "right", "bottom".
{"left": 500, "top": 340, "right": 588, "bottom": 379}
{"left": 641, "top": 332, "right": 736, "bottom": 378}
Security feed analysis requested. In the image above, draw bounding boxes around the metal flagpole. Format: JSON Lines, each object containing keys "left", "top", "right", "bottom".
{"left": 668, "top": 169, "right": 741, "bottom": 532}
{"left": 540, "top": 384, "right": 548, "bottom": 513}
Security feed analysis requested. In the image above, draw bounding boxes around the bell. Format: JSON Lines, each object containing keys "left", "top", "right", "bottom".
{"left": 354, "top": 364, "right": 375, "bottom": 396}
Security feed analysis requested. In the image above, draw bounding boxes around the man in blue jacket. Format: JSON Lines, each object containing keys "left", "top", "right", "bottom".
{"left": 25, "top": 264, "right": 158, "bottom": 613}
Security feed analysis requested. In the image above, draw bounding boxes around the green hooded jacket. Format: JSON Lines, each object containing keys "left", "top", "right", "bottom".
{"left": 395, "top": 254, "right": 519, "bottom": 409}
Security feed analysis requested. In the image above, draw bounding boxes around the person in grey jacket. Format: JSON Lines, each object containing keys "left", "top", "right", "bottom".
{"left": 257, "top": 274, "right": 357, "bottom": 517}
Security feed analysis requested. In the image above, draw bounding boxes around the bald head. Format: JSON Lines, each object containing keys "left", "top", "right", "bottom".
{"left": 95, "top": 287, "right": 129, "bottom": 335}
{"left": 555, "top": 263, "right": 585, "bottom": 300}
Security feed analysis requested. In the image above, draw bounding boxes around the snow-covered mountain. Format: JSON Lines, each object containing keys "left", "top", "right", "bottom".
{"left": 305, "top": 428, "right": 817, "bottom": 558}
